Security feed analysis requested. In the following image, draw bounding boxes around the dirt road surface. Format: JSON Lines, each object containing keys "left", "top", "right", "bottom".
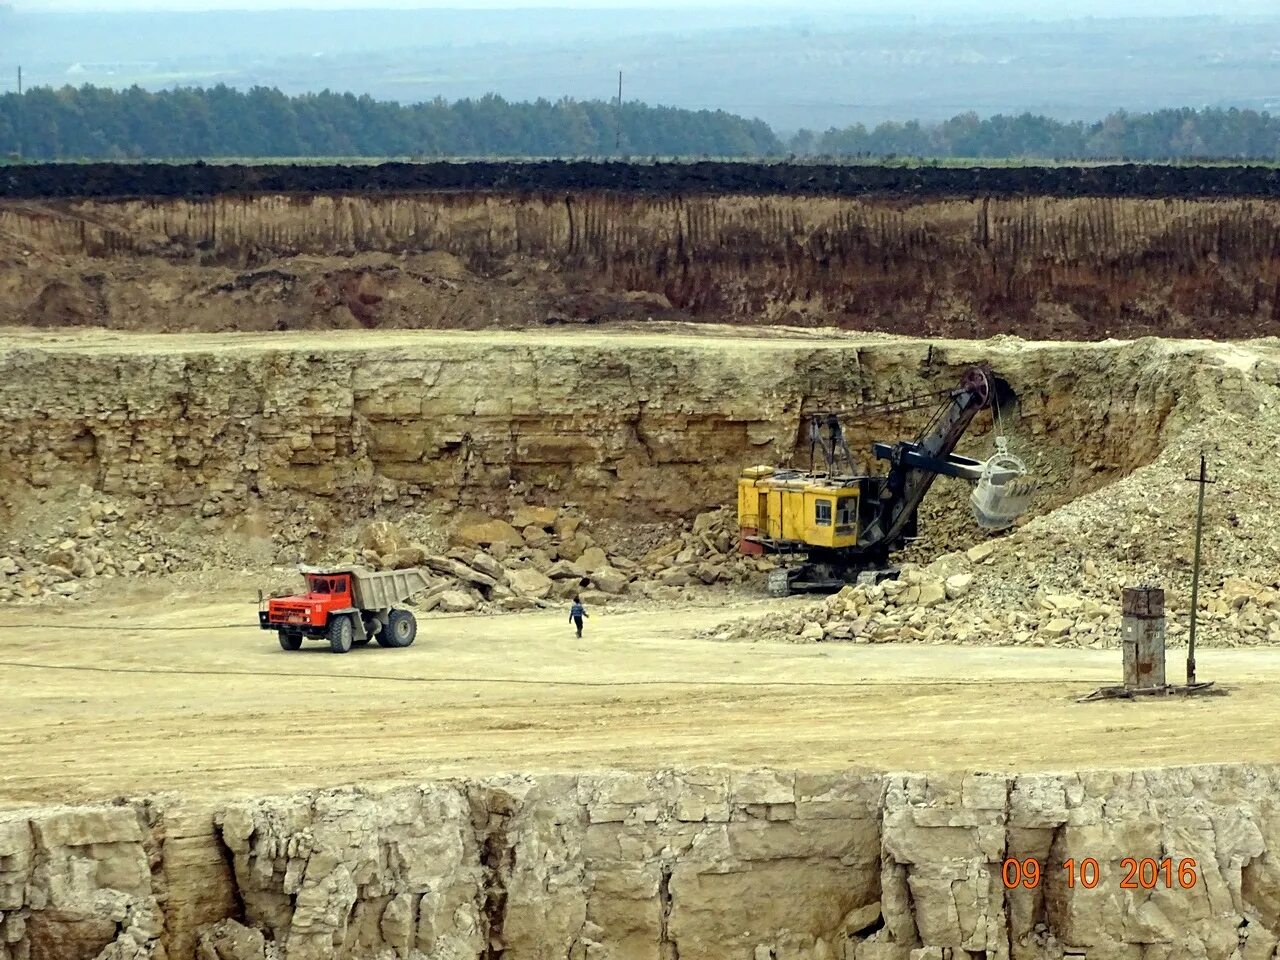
{"left": 2, "top": 581, "right": 1276, "bottom": 809}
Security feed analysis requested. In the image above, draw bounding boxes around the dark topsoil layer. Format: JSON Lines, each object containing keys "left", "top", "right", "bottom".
{"left": 3, "top": 160, "right": 1280, "bottom": 201}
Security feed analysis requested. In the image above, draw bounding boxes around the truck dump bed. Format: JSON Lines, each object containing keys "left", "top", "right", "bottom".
{"left": 351, "top": 568, "right": 431, "bottom": 609}
{"left": 297, "top": 565, "right": 431, "bottom": 610}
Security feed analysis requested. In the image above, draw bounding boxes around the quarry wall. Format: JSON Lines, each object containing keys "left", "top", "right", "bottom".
{"left": 3, "top": 764, "right": 1278, "bottom": 960}
{"left": 0, "top": 335, "right": 1188, "bottom": 524}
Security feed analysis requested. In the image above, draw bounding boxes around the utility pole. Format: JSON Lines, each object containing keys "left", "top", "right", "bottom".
{"left": 1185, "top": 453, "right": 1215, "bottom": 686}
{"left": 15, "top": 65, "right": 21, "bottom": 159}
{"left": 615, "top": 70, "right": 622, "bottom": 154}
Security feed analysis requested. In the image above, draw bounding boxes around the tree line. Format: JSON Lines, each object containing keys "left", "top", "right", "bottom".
{"left": 1, "top": 84, "right": 1279, "bottom": 162}
{"left": 0, "top": 84, "right": 782, "bottom": 160}
{"left": 794, "top": 108, "right": 1280, "bottom": 162}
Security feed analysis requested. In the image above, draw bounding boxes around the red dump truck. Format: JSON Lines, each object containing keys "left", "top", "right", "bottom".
{"left": 259, "top": 565, "right": 428, "bottom": 653}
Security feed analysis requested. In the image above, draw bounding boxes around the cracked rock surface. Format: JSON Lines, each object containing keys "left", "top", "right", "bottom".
{"left": 5, "top": 765, "right": 1280, "bottom": 960}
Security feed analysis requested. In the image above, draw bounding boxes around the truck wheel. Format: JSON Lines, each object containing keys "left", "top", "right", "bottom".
{"left": 278, "top": 631, "right": 302, "bottom": 651}
{"left": 327, "top": 615, "right": 354, "bottom": 654}
{"left": 379, "top": 609, "right": 417, "bottom": 648}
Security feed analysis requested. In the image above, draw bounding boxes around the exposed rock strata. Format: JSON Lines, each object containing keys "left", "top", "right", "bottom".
{"left": 5, "top": 193, "right": 1280, "bottom": 337}
{"left": 5, "top": 766, "right": 1280, "bottom": 960}
{"left": 0, "top": 333, "right": 1181, "bottom": 529}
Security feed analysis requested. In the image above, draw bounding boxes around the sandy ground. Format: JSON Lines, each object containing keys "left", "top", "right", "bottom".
{"left": 2, "top": 582, "right": 1277, "bottom": 810}
{"left": 0, "top": 323, "right": 902, "bottom": 352}
{"left": 0, "top": 323, "right": 1150, "bottom": 356}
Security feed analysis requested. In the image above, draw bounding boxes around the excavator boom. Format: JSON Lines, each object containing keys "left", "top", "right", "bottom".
{"left": 861, "top": 365, "right": 993, "bottom": 552}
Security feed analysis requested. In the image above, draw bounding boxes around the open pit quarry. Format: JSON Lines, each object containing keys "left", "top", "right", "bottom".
{"left": 7, "top": 168, "right": 1280, "bottom": 960}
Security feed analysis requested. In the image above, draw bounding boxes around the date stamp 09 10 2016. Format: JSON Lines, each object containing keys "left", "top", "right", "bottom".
{"left": 1002, "top": 857, "right": 1199, "bottom": 891}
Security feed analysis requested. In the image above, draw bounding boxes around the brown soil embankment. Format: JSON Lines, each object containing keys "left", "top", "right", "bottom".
{"left": 5, "top": 192, "right": 1280, "bottom": 337}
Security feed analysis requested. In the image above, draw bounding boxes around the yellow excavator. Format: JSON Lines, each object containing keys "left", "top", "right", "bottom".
{"left": 737, "top": 365, "right": 1034, "bottom": 596}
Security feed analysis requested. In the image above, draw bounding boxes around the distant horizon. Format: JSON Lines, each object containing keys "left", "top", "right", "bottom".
{"left": 5, "top": 2, "right": 1277, "bottom": 132}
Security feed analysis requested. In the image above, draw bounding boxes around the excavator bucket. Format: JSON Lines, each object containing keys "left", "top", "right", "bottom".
{"left": 969, "top": 441, "right": 1037, "bottom": 530}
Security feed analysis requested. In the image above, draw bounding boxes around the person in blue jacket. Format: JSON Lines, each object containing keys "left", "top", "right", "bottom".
{"left": 569, "top": 595, "right": 588, "bottom": 638}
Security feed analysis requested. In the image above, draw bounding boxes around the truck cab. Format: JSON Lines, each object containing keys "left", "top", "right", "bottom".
{"left": 260, "top": 572, "right": 353, "bottom": 636}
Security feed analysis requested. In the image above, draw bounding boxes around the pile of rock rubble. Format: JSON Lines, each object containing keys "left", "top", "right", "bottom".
{"left": 0, "top": 483, "right": 765, "bottom": 608}
{"left": 337, "top": 505, "right": 765, "bottom": 613}
{"left": 0, "top": 487, "right": 191, "bottom": 603}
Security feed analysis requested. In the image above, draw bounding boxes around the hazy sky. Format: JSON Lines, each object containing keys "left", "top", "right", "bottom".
{"left": 9, "top": 0, "right": 1278, "bottom": 13}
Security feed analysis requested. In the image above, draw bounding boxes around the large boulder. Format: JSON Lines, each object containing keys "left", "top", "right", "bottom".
{"left": 452, "top": 518, "right": 524, "bottom": 548}
{"left": 1041, "top": 617, "right": 1074, "bottom": 638}
{"left": 643, "top": 540, "right": 682, "bottom": 566}
{"left": 469, "top": 553, "right": 506, "bottom": 582}
{"left": 424, "top": 556, "right": 497, "bottom": 588}
{"left": 382, "top": 545, "right": 428, "bottom": 570}
{"left": 695, "top": 563, "right": 725, "bottom": 585}
{"left": 557, "top": 534, "right": 591, "bottom": 562}
{"left": 945, "top": 574, "right": 974, "bottom": 600}
{"left": 525, "top": 549, "right": 553, "bottom": 573}
{"left": 590, "top": 567, "right": 629, "bottom": 595}
{"left": 512, "top": 506, "right": 558, "bottom": 529}
{"left": 357, "top": 520, "right": 403, "bottom": 556}
{"left": 437, "top": 590, "right": 479, "bottom": 613}
{"left": 546, "top": 560, "right": 587, "bottom": 581}
{"left": 1043, "top": 594, "right": 1084, "bottom": 613}
{"left": 507, "top": 568, "right": 553, "bottom": 600}
{"left": 578, "top": 546, "right": 609, "bottom": 572}
{"left": 659, "top": 567, "right": 693, "bottom": 587}
{"left": 917, "top": 581, "right": 946, "bottom": 608}
{"left": 692, "top": 510, "right": 721, "bottom": 535}
{"left": 551, "top": 578, "right": 583, "bottom": 600}
{"left": 554, "top": 516, "right": 582, "bottom": 539}
{"left": 966, "top": 541, "right": 997, "bottom": 564}
{"left": 522, "top": 525, "right": 552, "bottom": 548}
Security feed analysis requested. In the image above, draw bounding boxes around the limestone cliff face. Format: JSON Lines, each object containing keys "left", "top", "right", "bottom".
{"left": 4, "top": 765, "right": 1280, "bottom": 960}
{"left": 0, "top": 334, "right": 1195, "bottom": 529}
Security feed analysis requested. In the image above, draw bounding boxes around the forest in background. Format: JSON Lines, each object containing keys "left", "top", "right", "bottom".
{"left": 801, "top": 109, "right": 1280, "bottom": 161}
{"left": 3, "top": 84, "right": 1280, "bottom": 162}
